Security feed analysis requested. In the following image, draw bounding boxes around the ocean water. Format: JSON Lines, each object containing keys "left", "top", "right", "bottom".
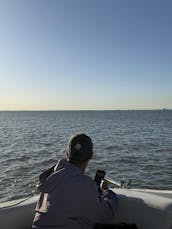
{"left": 0, "top": 110, "right": 172, "bottom": 202}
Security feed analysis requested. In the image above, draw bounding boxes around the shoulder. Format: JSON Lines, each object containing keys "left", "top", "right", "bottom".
{"left": 78, "top": 173, "right": 95, "bottom": 185}
{"left": 75, "top": 173, "right": 98, "bottom": 193}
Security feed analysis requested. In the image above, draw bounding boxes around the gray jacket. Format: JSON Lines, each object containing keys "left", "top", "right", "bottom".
{"left": 32, "top": 159, "right": 118, "bottom": 229}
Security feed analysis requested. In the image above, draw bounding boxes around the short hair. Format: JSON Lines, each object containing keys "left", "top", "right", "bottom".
{"left": 66, "top": 133, "right": 93, "bottom": 163}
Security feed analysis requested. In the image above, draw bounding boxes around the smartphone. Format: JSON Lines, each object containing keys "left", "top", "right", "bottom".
{"left": 94, "top": 170, "right": 106, "bottom": 187}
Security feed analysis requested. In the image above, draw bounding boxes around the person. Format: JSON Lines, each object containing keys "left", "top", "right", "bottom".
{"left": 32, "top": 133, "right": 118, "bottom": 229}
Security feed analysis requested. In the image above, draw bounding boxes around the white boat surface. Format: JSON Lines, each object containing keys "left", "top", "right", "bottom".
{"left": 0, "top": 188, "right": 172, "bottom": 229}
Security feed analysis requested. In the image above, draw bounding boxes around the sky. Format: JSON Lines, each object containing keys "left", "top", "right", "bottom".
{"left": 0, "top": 0, "right": 172, "bottom": 110}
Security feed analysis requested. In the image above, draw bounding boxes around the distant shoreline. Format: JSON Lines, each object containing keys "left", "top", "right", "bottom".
{"left": 0, "top": 109, "right": 171, "bottom": 112}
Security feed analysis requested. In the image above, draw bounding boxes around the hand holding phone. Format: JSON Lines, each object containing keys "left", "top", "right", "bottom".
{"left": 94, "top": 170, "right": 106, "bottom": 193}
{"left": 100, "top": 180, "right": 108, "bottom": 191}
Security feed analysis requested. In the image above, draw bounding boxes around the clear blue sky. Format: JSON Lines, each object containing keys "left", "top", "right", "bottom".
{"left": 0, "top": 0, "right": 172, "bottom": 110}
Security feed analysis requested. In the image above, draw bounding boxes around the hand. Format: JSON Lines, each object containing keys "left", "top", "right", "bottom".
{"left": 100, "top": 179, "right": 109, "bottom": 191}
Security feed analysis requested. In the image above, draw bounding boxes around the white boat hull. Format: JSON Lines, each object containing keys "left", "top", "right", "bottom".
{"left": 113, "top": 189, "right": 172, "bottom": 229}
{"left": 0, "top": 189, "right": 172, "bottom": 229}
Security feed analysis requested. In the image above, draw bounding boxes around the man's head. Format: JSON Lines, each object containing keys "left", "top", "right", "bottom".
{"left": 66, "top": 133, "right": 93, "bottom": 165}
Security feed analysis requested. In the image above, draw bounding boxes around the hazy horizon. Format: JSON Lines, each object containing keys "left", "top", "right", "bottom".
{"left": 0, "top": 108, "right": 171, "bottom": 112}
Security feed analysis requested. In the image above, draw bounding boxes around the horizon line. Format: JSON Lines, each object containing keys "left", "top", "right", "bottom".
{"left": 0, "top": 108, "right": 171, "bottom": 112}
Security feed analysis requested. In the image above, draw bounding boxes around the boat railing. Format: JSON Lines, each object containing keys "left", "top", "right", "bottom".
{"left": 104, "top": 175, "right": 131, "bottom": 188}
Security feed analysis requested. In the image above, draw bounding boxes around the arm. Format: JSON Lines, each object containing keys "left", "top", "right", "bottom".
{"left": 81, "top": 178, "right": 118, "bottom": 224}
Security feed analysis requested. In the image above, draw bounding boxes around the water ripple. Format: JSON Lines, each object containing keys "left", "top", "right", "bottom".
{"left": 0, "top": 110, "right": 172, "bottom": 202}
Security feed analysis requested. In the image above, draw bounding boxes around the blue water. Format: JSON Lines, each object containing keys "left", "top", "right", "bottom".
{"left": 0, "top": 110, "right": 172, "bottom": 202}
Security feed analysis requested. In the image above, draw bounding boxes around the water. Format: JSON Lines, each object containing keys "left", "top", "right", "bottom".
{"left": 0, "top": 110, "right": 172, "bottom": 202}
